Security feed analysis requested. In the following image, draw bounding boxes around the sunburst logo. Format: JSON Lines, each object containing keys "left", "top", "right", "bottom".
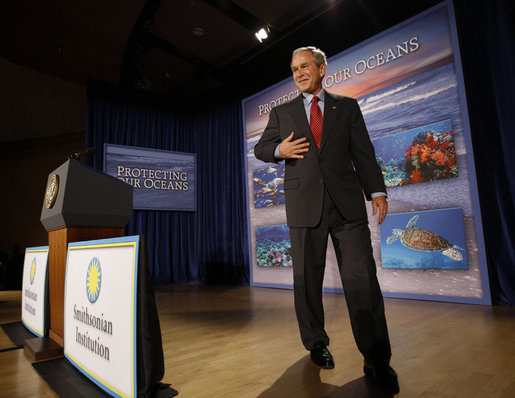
{"left": 30, "top": 258, "right": 36, "bottom": 285}
{"left": 86, "top": 257, "right": 102, "bottom": 303}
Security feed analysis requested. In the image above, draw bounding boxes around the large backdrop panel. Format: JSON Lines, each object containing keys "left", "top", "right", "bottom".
{"left": 86, "top": 85, "right": 249, "bottom": 285}
{"left": 241, "top": 0, "right": 511, "bottom": 305}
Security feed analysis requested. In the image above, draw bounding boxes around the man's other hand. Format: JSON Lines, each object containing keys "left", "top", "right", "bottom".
{"left": 372, "top": 196, "right": 388, "bottom": 225}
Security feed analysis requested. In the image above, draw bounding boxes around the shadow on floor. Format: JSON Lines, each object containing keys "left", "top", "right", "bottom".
{"left": 258, "top": 356, "right": 395, "bottom": 398}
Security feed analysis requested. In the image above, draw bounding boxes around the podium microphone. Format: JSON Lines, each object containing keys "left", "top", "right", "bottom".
{"left": 69, "top": 147, "right": 98, "bottom": 160}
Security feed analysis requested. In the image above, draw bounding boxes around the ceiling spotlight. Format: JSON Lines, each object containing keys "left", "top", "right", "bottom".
{"left": 255, "top": 26, "right": 270, "bottom": 43}
{"left": 192, "top": 27, "right": 205, "bottom": 37}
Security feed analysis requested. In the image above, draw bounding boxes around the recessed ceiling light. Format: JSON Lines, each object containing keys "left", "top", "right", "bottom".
{"left": 192, "top": 27, "right": 205, "bottom": 37}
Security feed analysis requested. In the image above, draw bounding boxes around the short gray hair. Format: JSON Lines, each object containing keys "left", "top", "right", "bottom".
{"left": 292, "top": 46, "right": 327, "bottom": 67}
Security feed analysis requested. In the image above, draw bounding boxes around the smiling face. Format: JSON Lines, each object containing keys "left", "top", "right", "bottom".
{"left": 291, "top": 51, "right": 326, "bottom": 95}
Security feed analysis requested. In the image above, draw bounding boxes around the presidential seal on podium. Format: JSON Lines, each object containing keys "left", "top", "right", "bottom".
{"left": 45, "top": 174, "right": 59, "bottom": 209}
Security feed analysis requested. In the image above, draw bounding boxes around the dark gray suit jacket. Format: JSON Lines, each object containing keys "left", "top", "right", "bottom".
{"left": 254, "top": 92, "right": 386, "bottom": 228}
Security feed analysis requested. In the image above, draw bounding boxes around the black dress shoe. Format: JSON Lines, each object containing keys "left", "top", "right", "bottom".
{"left": 310, "top": 342, "right": 334, "bottom": 369}
{"left": 364, "top": 363, "right": 400, "bottom": 394}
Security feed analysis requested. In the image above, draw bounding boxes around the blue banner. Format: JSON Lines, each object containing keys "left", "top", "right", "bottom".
{"left": 103, "top": 144, "right": 196, "bottom": 211}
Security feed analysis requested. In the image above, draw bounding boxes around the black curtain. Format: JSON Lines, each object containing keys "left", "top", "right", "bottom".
{"left": 86, "top": 84, "right": 249, "bottom": 285}
{"left": 454, "top": 0, "right": 514, "bottom": 304}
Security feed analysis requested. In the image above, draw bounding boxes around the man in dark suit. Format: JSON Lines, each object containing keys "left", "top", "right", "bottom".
{"left": 254, "top": 46, "right": 399, "bottom": 394}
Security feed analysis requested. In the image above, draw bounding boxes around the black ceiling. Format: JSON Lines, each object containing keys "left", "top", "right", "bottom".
{"left": 1, "top": 0, "right": 444, "bottom": 100}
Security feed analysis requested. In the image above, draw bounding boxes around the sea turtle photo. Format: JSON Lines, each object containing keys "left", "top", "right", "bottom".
{"left": 386, "top": 215, "right": 464, "bottom": 260}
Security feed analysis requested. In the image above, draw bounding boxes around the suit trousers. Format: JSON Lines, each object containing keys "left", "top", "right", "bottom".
{"left": 289, "top": 189, "right": 392, "bottom": 366}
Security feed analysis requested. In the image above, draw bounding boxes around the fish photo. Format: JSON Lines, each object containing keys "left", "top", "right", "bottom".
{"left": 253, "top": 163, "right": 285, "bottom": 208}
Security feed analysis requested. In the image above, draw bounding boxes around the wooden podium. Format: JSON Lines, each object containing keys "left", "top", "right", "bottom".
{"left": 26, "top": 159, "right": 133, "bottom": 360}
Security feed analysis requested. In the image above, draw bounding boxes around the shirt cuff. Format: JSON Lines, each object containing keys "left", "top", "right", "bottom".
{"left": 274, "top": 145, "right": 283, "bottom": 160}
{"left": 371, "top": 192, "right": 387, "bottom": 198}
